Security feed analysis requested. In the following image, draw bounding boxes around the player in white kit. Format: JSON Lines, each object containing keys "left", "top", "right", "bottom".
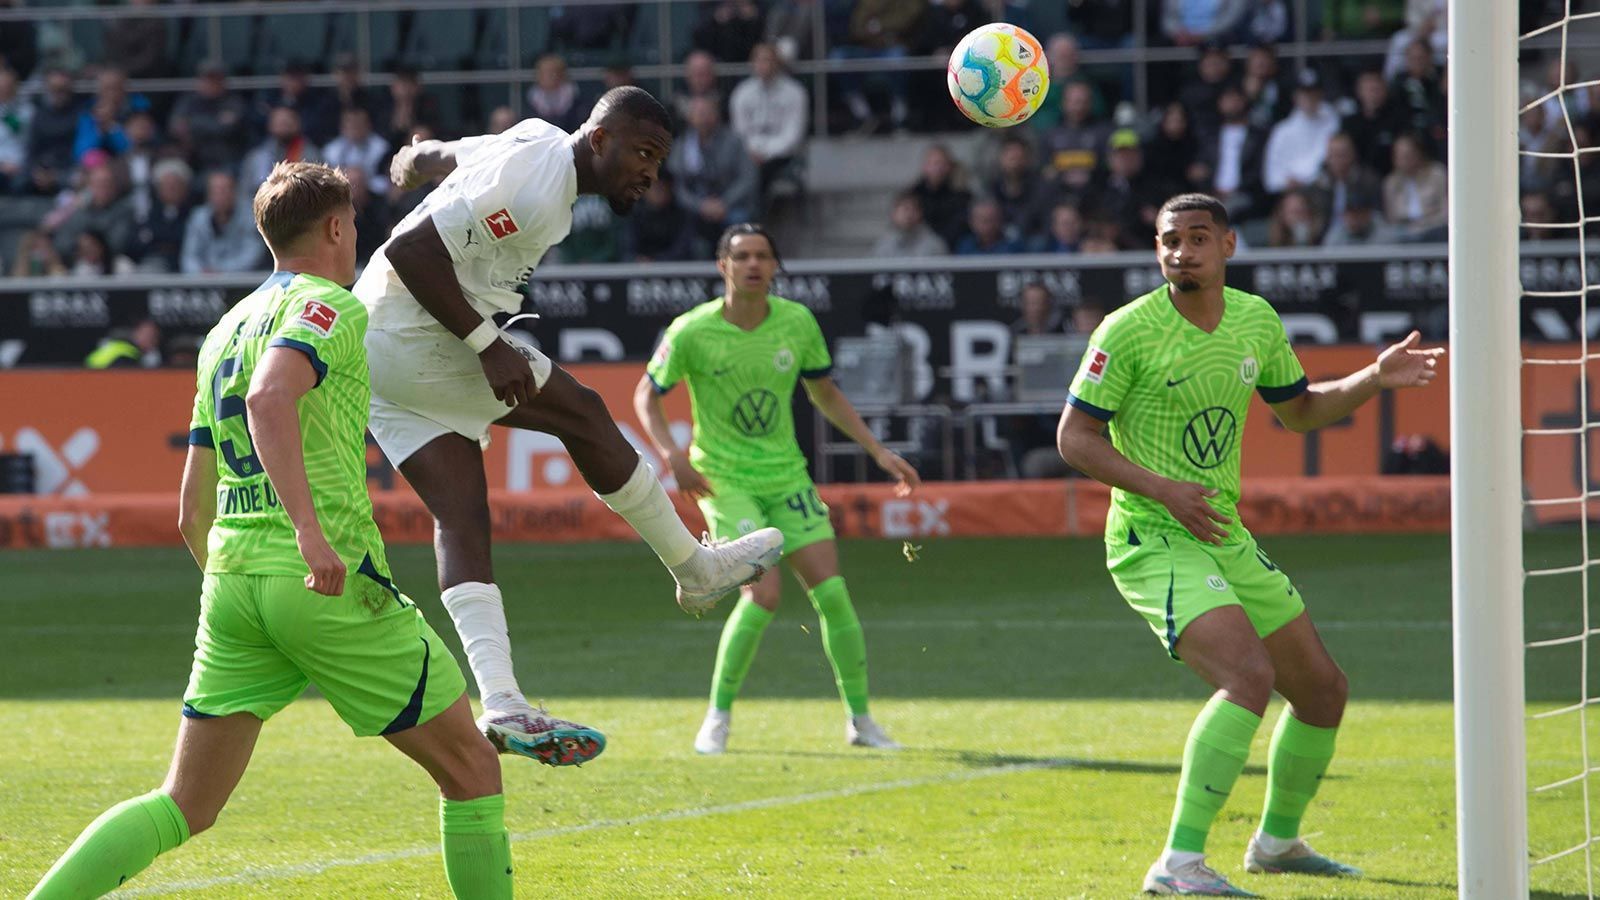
{"left": 353, "top": 86, "right": 783, "bottom": 766}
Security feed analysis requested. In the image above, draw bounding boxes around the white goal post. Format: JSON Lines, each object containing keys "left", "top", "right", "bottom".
{"left": 1449, "top": 0, "right": 1527, "bottom": 896}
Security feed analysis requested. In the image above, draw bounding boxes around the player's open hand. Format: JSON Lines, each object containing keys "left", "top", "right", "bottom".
{"left": 1377, "top": 330, "right": 1444, "bottom": 390}
{"left": 390, "top": 135, "right": 429, "bottom": 190}
{"left": 668, "top": 453, "right": 713, "bottom": 501}
{"left": 874, "top": 447, "right": 921, "bottom": 497}
{"left": 1159, "top": 480, "right": 1231, "bottom": 545}
{"left": 479, "top": 340, "right": 539, "bottom": 408}
{"left": 296, "top": 529, "right": 346, "bottom": 596}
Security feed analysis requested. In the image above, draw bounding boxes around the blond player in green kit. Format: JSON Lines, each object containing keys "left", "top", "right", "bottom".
{"left": 634, "top": 224, "right": 920, "bottom": 754}
{"left": 1058, "top": 194, "right": 1443, "bottom": 896}
{"left": 29, "top": 163, "right": 511, "bottom": 900}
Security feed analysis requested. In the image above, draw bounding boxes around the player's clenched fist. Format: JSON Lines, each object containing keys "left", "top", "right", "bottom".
{"left": 296, "top": 529, "right": 347, "bottom": 596}
{"left": 1156, "top": 480, "right": 1232, "bottom": 545}
{"left": 478, "top": 339, "right": 539, "bottom": 407}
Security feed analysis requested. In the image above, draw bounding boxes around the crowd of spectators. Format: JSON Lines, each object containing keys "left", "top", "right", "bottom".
{"left": 0, "top": 0, "right": 1585, "bottom": 275}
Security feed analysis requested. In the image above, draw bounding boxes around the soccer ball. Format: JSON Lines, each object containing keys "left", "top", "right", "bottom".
{"left": 946, "top": 23, "right": 1050, "bottom": 128}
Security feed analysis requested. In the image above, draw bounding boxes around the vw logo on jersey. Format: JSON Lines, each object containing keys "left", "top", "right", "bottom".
{"left": 773, "top": 348, "right": 794, "bottom": 372}
{"left": 732, "top": 389, "right": 780, "bottom": 436}
{"left": 1182, "top": 406, "right": 1238, "bottom": 469}
{"left": 1239, "top": 357, "right": 1259, "bottom": 384}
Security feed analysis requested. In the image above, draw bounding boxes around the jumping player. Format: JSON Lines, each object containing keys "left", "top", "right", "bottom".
{"left": 30, "top": 163, "right": 511, "bottom": 899}
{"left": 358, "top": 87, "right": 783, "bottom": 765}
{"left": 634, "top": 224, "right": 919, "bottom": 754}
{"left": 1058, "top": 193, "right": 1442, "bottom": 895}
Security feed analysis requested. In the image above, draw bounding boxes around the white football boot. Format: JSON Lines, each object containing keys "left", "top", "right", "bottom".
{"left": 674, "top": 528, "right": 784, "bottom": 616}
{"left": 478, "top": 698, "right": 605, "bottom": 767}
{"left": 694, "top": 708, "right": 732, "bottom": 755}
{"left": 847, "top": 714, "right": 902, "bottom": 750}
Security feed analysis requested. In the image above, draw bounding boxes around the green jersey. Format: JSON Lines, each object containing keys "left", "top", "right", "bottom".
{"left": 188, "top": 272, "right": 387, "bottom": 577}
{"left": 1067, "top": 285, "right": 1307, "bottom": 545}
{"left": 646, "top": 295, "right": 832, "bottom": 494}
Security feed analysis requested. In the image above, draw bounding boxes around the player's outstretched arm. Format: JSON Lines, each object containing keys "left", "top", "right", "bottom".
{"left": 177, "top": 445, "right": 218, "bottom": 570}
{"left": 1270, "top": 330, "right": 1444, "bottom": 434}
{"left": 632, "top": 374, "right": 712, "bottom": 500}
{"left": 389, "top": 134, "right": 461, "bottom": 190}
{"left": 802, "top": 376, "right": 920, "bottom": 497}
{"left": 245, "top": 347, "right": 346, "bottom": 597}
{"left": 1057, "top": 404, "right": 1232, "bottom": 545}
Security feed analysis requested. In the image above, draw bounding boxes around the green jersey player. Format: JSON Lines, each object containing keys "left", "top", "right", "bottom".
{"left": 634, "top": 224, "right": 921, "bottom": 753}
{"left": 1058, "top": 194, "right": 1442, "bottom": 897}
{"left": 29, "top": 164, "right": 510, "bottom": 900}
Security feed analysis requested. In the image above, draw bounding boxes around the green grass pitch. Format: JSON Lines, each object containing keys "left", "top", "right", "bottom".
{"left": 0, "top": 533, "right": 1591, "bottom": 897}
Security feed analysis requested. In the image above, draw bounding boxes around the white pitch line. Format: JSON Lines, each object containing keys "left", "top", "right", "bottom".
{"left": 121, "top": 758, "right": 1070, "bottom": 896}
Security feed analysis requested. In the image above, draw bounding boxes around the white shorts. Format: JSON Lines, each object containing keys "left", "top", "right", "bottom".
{"left": 366, "top": 324, "right": 553, "bottom": 466}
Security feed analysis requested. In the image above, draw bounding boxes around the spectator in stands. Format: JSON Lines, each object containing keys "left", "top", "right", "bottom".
{"left": 729, "top": 43, "right": 808, "bottom": 207}
{"left": 526, "top": 54, "right": 586, "bottom": 134}
{"left": 765, "top": 0, "right": 820, "bottom": 62}
{"left": 26, "top": 67, "right": 80, "bottom": 175}
{"left": 69, "top": 228, "right": 131, "bottom": 276}
{"left": 602, "top": 63, "right": 637, "bottom": 92}
{"left": 1550, "top": 122, "right": 1600, "bottom": 233}
{"left": 181, "top": 170, "right": 264, "bottom": 274}
{"left": 1382, "top": 2, "right": 1444, "bottom": 81}
{"left": 73, "top": 68, "right": 148, "bottom": 165}
{"left": 1382, "top": 132, "right": 1447, "bottom": 241}
{"left": 1310, "top": 131, "right": 1381, "bottom": 226}
{"left": 668, "top": 95, "right": 757, "bottom": 250}
{"left": 1031, "top": 34, "right": 1107, "bottom": 134}
{"left": 1539, "top": 58, "right": 1590, "bottom": 135}
{"left": 625, "top": 171, "right": 696, "bottom": 262}
{"left": 1266, "top": 189, "right": 1324, "bottom": 247}
{"left": 1162, "top": 0, "right": 1252, "bottom": 45}
{"left": 1322, "top": 0, "right": 1405, "bottom": 38}
{"left": 1011, "top": 282, "right": 1064, "bottom": 337}
{"left": 341, "top": 164, "right": 392, "bottom": 263}
{"left": 954, "top": 198, "right": 1022, "bottom": 255}
{"left": 1072, "top": 299, "right": 1107, "bottom": 335}
{"left": 1246, "top": 0, "right": 1291, "bottom": 43}
{"left": 241, "top": 107, "right": 321, "bottom": 200}
{"left": 11, "top": 229, "right": 64, "bottom": 276}
{"left": 168, "top": 61, "right": 249, "bottom": 175}
{"left": 102, "top": 0, "right": 168, "bottom": 79}
{"left": 1146, "top": 102, "right": 1201, "bottom": 190}
{"left": 128, "top": 158, "right": 192, "bottom": 273}
{"left": 0, "top": 0, "right": 37, "bottom": 80}
{"left": 1391, "top": 38, "right": 1445, "bottom": 153}
{"left": 1241, "top": 44, "right": 1291, "bottom": 131}
{"left": 988, "top": 135, "right": 1050, "bottom": 244}
{"left": 1322, "top": 182, "right": 1398, "bottom": 245}
{"left": 1343, "top": 70, "right": 1406, "bottom": 176}
{"left": 872, "top": 190, "right": 948, "bottom": 257}
{"left": 910, "top": 143, "right": 972, "bottom": 249}
{"left": 1520, "top": 191, "right": 1558, "bottom": 241}
{"left": 121, "top": 111, "right": 160, "bottom": 218}
{"left": 52, "top": 162, "right": 134, "bottom": 262}
{"left": 330, "top": 54, "right": 383, "bottom": 125}
{"left": 694, "top": 0, "right": 765, "bottom": 63}
{"left": 674, "top": 50, "right": 723, "bottom": 128}
{"left": 1178, "top": 45, "right": 1233, "bottom": 137}
{"left": 1031, "top": 202, "right": 1084, "bottom": 253}
{"left": 485, "top": 106, "right": 518, "bottom": 135}
{"left": 1263, "top": 69, "right": 1341, "bottom": 193}
{"left": 1088, "top": 129, "right": 1171, "bottom": 240}
{"left": 557, "top": 194, "right": 625, "bottom": 264}
{"left": 1043, "top": 81, "right": 1109, "bottom": 194}
{"left": 0, "top": 64, "right": 31, "bottom": 191}
{"left": 830, "top": 0, "right": 923, "bottom": 132}
{"left": 84, "top": 318, "right": 161, "bottom": 368}
{"left": 385, "top": 123, "right": 436, "bottom": 221}
{"left": 259, "top": 62, "right": 337, "bottom": 147}
{"left": 382, "top": 66, "right": 439, "bottom": 150}
{"left": 322, "top": 106, "right": 390, "bottom": 197}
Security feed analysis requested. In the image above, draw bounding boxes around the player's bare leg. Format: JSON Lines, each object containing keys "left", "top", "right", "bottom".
{"left": 160, "top": 712, "right": 264, "bottom": 836}
{"left": 498, "top": 364, "right": 782, "bottom": 612}
{"left": 1243, "top": 613, "right": 1361, "bottom": 879}
{"left": 399, "top": 434, "right": 605, "bottom": 766}
{"left": 788, "top": 540, "right": 898, "bottom": 749}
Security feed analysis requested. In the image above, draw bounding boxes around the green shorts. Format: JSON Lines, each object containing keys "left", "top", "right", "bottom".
{"left": 184, "top": 565, "right": 466, "bottom": 736}
{"left": 1107, "top": 529, "right": 1305, "bottom": 661}
{"left": 699, "top": 480, "right": 835, "bottom": 558}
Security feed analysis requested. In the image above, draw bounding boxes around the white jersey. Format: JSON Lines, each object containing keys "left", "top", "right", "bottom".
{"left": 355, "top": 118, "right": 578, "bottom": 332}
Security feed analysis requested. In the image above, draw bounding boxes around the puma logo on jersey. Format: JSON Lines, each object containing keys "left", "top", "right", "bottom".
{"left": 296, "top": 300, "right": 339, "bottom": 337}
{"left": 484, "top": 208, "right": 519, "bottom": 240}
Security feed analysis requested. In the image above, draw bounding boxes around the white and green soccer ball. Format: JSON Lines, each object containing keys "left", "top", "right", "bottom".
{"left": 946, "top": 22, "right": 1051, "bottom": 128}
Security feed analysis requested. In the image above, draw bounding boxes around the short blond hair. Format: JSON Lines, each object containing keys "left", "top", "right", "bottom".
{"left": 252, "top": 162, "right": 351, "bottom": 253}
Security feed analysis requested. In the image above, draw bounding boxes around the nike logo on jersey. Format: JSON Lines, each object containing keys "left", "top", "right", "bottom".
{"left": 711, "top": 367, "right": 731, "bottom": 376}
{"left": 1202, "top": 783, "right": 1229, "bottom": 796}
{"left": 1165, "top": 374, "right": 1194, "bottom": 387}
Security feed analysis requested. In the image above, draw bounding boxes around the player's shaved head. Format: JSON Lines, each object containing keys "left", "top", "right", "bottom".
{"left": 590, "top": 85, "right": 674, "bottom": 135}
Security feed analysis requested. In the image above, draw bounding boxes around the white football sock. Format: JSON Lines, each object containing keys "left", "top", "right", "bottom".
{"left": 1253, "top": 831, "right": 1298, "bottom": 855}
{"left": 1159, "top": 849, "right": 1205, "bottom": 870}
{"left": 439, "top": 581, "right": 524, "bottom": 705}
{"left": 595, "top": 455, "right": 700, "bottom": 570}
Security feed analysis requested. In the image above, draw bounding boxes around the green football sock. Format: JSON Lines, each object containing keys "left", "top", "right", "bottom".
{"left": 28, "top": 789, "right": 190, "bottom": 899}
{"left": 808, "top": 576, "right": 870, "bottom": 717}
{"left": 1166, "top": 695, "right": 1263, "bottom": 854}
{"left": 440, "top": 794, "right": 512, "bottom": 900}
{"left": 710, "top": 596, "right": 774, "bottom": 711}
{"left": 1259, "top": 710, "right": 1339, "bottom": 840}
